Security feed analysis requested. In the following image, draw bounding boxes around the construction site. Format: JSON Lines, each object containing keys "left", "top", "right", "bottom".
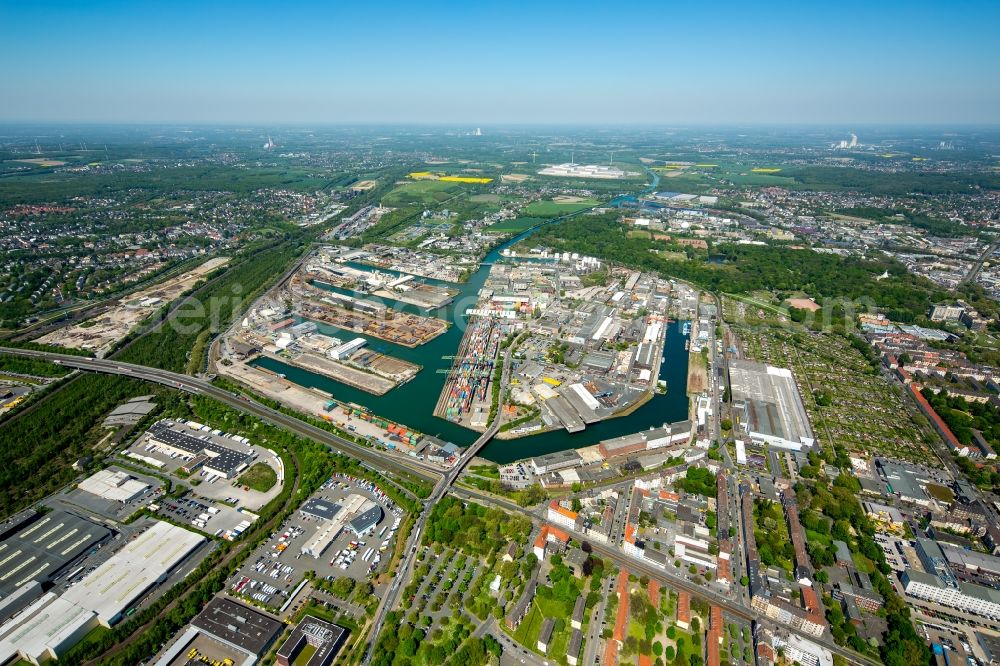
{"left": 38, "top": 256, "right": 230, "bottom": 356}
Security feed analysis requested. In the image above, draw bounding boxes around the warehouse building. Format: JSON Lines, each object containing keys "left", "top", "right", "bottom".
{"left": 0, "top": 593, "right": 99, "bottom": 665}
{"left": 348, "top": 505, "right": 384, "bottom": 536}
{"left": 729, "top": 360, "right": 814, "bottom": 451}
{"left": 299, "top": 499, "right": 341, "bottom": 522}
{"left": 0, "top": 510, "right": 112, "bottom": 599}
{"left": 62, "top": 520, "right": 205, "bottom": 627}
{"left": 146, "top": 420, "right": 253, "bottom": 479}
{"left": 598, "top": 421, "right": 691, "bottom": 459}
{"left": 102, "top": 396, "right": 157, "bottom": 427}
{"left": 153, "top": 598, "right": 283, "bottom": 666}
{"left": 529, "top": 449, "right": 582, "bottom": 475}
{"left": 302, "top": 494, "right": 368, "bottom": 558}
{"left": 191, "top": 598, "right": 284, "bottom": 658}
{"left": 77, "top": 468, "right": 150, "bottom": 503}
{"left": 0, "top": 521, "right": 204, "bottom": 664}
{"left": 276, "top": 616, "right": 347, "bottom": 666}
{"left": 329, "top": 337, "right": 366, "bottom": 361}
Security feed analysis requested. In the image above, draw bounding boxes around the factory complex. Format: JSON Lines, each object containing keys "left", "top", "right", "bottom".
{"left": 143, "top": 419, "right": 256, "bottom": 480}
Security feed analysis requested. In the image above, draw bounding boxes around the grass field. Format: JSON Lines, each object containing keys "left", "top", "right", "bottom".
{"left": 382, "top": 180, "right": 464, "bottom": 207}
{"left": 238, "top": 462, "right": 278, "bottom": 492}
{"left": 512, "top": 605, "right": 544, "bottom": 648}
{"left": 522, "top": 199, "right": 599, "bottom": 218}
{"left": 489, "top": 217, "right": 544, "bottom": 233}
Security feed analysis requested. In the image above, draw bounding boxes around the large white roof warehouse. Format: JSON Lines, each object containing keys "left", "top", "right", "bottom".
{"left": 728, "top": 359, "right": 815, "bottom": 451}
{"left": 0, "top": 593, "right": 98, "bottom": 665}
{"left": 0, "top": 521, "right": 204, "bottom": 664}
{"left": 61, "top": 520, "right": 204, "bottom": 626}
{"left": 77, "top": 468, "right": 150, "bottom": 503}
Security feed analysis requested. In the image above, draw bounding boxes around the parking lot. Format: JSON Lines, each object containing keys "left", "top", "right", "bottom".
{"left": 153, "top": 494, "right": 257, "bottom": 540}
{"left": 225, "top": 473, "right": 403, "bottom": 612}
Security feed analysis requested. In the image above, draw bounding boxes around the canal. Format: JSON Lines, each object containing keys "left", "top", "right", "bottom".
{"left": 253, "top": 172, "right": 690, "bottom": 464}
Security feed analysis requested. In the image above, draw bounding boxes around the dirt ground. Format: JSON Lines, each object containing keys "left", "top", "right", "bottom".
{"left": 686, "top": 352, "right": 708, "bottom": 395}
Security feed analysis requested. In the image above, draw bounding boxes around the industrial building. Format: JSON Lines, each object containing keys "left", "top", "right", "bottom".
{"left": 191, "top": 598, "right": 284, "bottom": 658}
{"left": 876, "top": 459, "right": 931, "bottom": 506}
{"left": 62, "top": 520, "right": 204, "bottom": 626}
{"left": 538, "top": 163, "right": 626, "bottom": 179}
{"left": 348, "top": 505, "right": 384, "bottom": 536}
{"left": 0, "top": 521, "right": 204, "bottom": 664}
{"left": 299, "top": 498, "right": 341, "bottom": 522}
{"left": 329, "top": 337, "right": 366, "bottom": 361}
{"left": 729, "top": 360, "right": 814, "bottom": 451}
{"left": 77, "top": 468, "right": 150, "bottom": 503}
{"left": 0, "top": 593, "right": 98, "bottom": 665}
{"left": 597, "top": 421, "right": 691, "bottom": 459}
{"left": 302, "top": 494, "right": 372, "bottom": 558}
{"left": 276, "top": 616, "right": 347, "bottom": 666}
{"left": 102, "top": 395, "right": 157, "bottom": 427}
{"left": 0, "top": 509, "right": 112, "bottom": 600}
{"left": 145, "top": 420, "right": 253, "bottom": 479}
{"left": 153, "top": 598, "right": 284, "bottom": 666}
{"left": 529, "top": 449, "right": 583, "bottom": 475}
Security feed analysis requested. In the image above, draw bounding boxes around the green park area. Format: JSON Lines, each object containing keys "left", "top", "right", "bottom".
{"left": 238, "top": 462, "right": 278, "bottom": 492}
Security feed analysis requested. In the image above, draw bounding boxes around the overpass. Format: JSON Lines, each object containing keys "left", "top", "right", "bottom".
{"left": 362, "top": 346, "right": 513, "bottom": 663}
{"left": 0, "top": 347, "right": 441, "bottom": 484}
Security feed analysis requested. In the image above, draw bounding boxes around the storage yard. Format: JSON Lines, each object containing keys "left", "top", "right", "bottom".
{"left": 37, "top": 256, "right": 230, "bottom": 356}
{"left": 435, "top": 316, "right": 509, "bottom": 429}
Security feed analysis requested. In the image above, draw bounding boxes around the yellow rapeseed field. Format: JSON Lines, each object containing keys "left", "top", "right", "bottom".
{"left": 439, "top": 176, "right": 493, "bottom": 184}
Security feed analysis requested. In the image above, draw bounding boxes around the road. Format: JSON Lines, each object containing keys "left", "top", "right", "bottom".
{"left": 960, "top": 234, "right": 1000, "bottom": 286}
{"left": 362, "top": 346, "right": 513, "bottom": 663}
{"left": 581, "top": 575, "right": 614, "bottom": 666}
{"left": 450, "top": 485, "right": 881, "bottom": 666}
{"left": 0, "top": 347, "right": 441, "bottom": 484}
{"left": 3, "top": 322, "right": 879, "bottom": 666}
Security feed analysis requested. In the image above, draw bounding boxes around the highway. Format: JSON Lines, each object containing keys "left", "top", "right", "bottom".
{"left": 960, "top": 234, "right": 1000, "bottom": 286}
{"left": 2, "top": 333, "right": 879, "bottom": 665}
{"left": 0, "top": 346, "right": 442, "bottom": 484}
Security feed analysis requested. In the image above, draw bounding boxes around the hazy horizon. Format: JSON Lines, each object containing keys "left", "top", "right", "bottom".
{"left": 4, "top": 0, "right": 999, "bottom": 125}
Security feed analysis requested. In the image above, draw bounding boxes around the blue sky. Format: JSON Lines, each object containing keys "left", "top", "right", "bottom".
{"left": 2, "top": 0, "right": 998, "bottom": 124}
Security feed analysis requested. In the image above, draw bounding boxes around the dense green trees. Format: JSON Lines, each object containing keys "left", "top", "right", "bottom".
{"left": 0, "top": 374, "right": 154, "bottom": 516}
{"left": 424, "top": 496, "right": 531, "bottom": 557}
{"left": 676, "top": 466, "right": 716, "bottom": 497}
{"left": 0, "top": 353, "right": 70, "bottom": 377}
{"left": 923, "top": 387, "right": 1000, "bottom": 451}
{"left": 529, "top": 215, "right": 950, "bottom": 321}
{"left": 118, "top": 238, "right": 306, "bottom": 372}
